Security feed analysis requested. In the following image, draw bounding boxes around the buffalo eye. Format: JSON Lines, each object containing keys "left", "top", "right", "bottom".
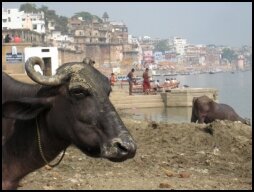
{"left": 69, "top": 88, "right": 90, "bottom": 99}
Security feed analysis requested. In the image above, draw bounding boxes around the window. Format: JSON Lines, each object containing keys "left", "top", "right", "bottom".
{"left": 8, "top": 17, "right": 11, "bottom": 22}
{"left": 2, "top": 19, "right": 7, "bottom": 23}
{"left": 8, "top": 10, "right": 10, "bottom": 14}
{"left": 41, "top": 49, "right": 50, "bottom": 52}
{"left": 33, "top": 24, "right": 37, "bottom": 30}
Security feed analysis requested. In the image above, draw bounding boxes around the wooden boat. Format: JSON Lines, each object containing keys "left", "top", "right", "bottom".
{"left": 132, "top": 81, "right": 180, "bottom": 93}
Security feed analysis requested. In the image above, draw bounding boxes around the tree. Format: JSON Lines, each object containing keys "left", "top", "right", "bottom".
{"left": 38, "top": 5, "right": 49, "bottom": 13}
{"left": 38, "top": 5, "right": 68, "bottom": 34}
{"left": 74, "top": 11, "right": 102, "bottom": 23}
{"left": 153, "top": 39, "right": 170, "bottom": 52}
{"left": 19, "top": 3, "right": 38, "bottom": 13}
{"left": 57, "top": 16, "right": 68, "bottom": 34}
{"left": 38, "top": 6, "right": 49, "bottom": 29}
{"left": 221, "top": 48, "right": 238, "bottom": 64}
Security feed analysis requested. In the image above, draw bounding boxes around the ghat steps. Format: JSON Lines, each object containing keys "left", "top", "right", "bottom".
{"left": 110, "top": 90, "right": 164, "bottom": 109}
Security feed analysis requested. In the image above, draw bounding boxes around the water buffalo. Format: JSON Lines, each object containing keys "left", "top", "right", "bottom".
{"left": 2, "top": 57, "right": 137, "bottom": 190}
{"left": 191, "top": 95, "right": 250, "bottom": 125}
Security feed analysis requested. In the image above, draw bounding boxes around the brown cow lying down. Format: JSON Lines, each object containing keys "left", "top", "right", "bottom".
{"left": 191, "top": 95, "right": 250, "bottom": 125}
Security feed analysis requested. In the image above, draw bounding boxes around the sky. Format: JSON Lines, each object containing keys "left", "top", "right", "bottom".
{"left": 2, "top": 2, "right": 252, "bottom": 47}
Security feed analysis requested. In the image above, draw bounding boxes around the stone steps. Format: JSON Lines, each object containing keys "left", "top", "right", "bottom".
{"left": 110, "top": 91, "right": 165, "bottom": 109}
{"left": 112, "top": 102, "right": 164, "bottom": 109}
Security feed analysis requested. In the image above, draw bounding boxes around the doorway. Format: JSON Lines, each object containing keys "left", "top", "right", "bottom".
{"left": 42, "top": 57, "right": 52, "bottom": 76}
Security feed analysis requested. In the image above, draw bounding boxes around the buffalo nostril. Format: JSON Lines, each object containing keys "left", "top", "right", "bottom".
{"left": 113, "top": 142, "right": 128, "bottom": 153}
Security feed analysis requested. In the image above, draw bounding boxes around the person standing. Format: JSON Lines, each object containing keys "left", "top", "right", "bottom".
{"left": 127, "top": 68, "right": 135, "bottom": 95}
{"left": 4, "top": 34, "right": 12, "bottom": 43}
{"left": 142, "top": 68, "right": 151, "bottom": 95}
{"left": 14, "top": 35, "right": 21, "bottom": 43}
{"left": 109, "top": 73, "right": 116, "bottom": 86}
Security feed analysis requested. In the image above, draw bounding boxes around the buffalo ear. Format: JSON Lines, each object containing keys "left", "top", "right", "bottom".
{"left": 2, "top": 97, "right": 54, "bottom": 120}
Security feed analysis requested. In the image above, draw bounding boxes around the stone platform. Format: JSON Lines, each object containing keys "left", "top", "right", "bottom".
{"left": 5, "top": 74, "right": 218, "bottom": 109}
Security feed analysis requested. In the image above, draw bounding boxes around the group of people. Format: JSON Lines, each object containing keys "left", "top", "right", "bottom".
{"left": 3, "top": 34, "right": 22, "bottom": 43}
{"left": 164, "top": 78, "right": 178, "bottom": 84}
{"left": 127, "top": 68, "right": 151, "bottom": 95}
{"left": 109, "top": 68, "right": 179, "bottom": 96}
{"left": 126, "top": 68, "right": 180, "bottom": 95}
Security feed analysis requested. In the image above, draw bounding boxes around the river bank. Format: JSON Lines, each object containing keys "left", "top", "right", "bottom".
{"left": 19, "top": 117, "right": 252, "bottom": 190}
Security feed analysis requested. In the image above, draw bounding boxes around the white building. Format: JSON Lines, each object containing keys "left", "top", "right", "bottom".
{"left": 2, "top": 8, "right": 24, "bottom": 30}
{"left": 237, "top": 55, "right": 245, "bottom": 70}
{"left": 48, "top": 30, "right": 75, "bottom": 50}
{"left": 24, "top": 47, "right": 59, "bottom": 75}
{"left": 47, "top": 19, "right": 56, "bottom": 32}
{"left": 170, "top": 36, "right": 188, "bottom": 56}
{"left": 128, "top": 35, "right": 143, "bottom": 65}
{"left": 154, "top": 51, "right": 164, "bottom": 62}
{"left": 22, "top": 11, "right": 45, "bottom": 34}
{"left": 2, "top": 8, "right": 45, "bottom": 33}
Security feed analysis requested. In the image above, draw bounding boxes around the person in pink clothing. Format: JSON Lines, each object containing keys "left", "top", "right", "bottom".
{"left": 14, "top": 35, "right": 21, "bottom": 43}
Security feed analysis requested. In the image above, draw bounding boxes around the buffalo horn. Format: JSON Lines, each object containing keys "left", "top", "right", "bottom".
{"left": 25, "top": 57, "right": 67, "bottom": 86}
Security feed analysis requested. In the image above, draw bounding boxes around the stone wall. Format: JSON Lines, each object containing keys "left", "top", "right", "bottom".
{"left": 163, "top": 88, "right": 219, "bottom": 107}
{"left": 2, "top": 29, "right": 44, "bottom": 46}
{"left": 85, "top": 44, "right": 104, "bottom": 66}
{"left": 85, "top": 44, "right": 124, "bottom": 67}
{"left": 2, "top": 43, "right": 32, "bottom": 74}
{"left": 58, "top": 48, "right": 85, "bottom": 66}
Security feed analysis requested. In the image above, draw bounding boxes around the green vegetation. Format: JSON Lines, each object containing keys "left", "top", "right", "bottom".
{"left": 18, "top": 3, "right": 101, "bottom": 34}
{"left": 19, "top": 3, "right": 38, "bottom": 13}
{"left": 221, "top": 48, "right": 238, "bottom": 64}
{"left": 19, "top": 3, "right": 69, "bottom": 34}
{"left": 74, "top": 12, "right": 102, "bottom": 23}
{"left": 153, "top": 39, "right": 170, "bottom": 52}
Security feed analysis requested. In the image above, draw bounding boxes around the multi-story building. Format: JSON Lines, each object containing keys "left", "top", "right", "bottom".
{"left": 164, "top": 50, "right": 178, "bottom": 63}
{"left": 184, "top": 44, "right": 206, "bottom": 65}
{"left": 169, "top": 36, "right": 187, "bottom": 56}
{"left": 142, "top": 50, "right": 154, "bottom": 68}
{"left": 128, "top": 35, "right": 143, "bottom": 66}
{"left": 22, "top": 11, "right": 45, "bottom": 34}
{"left": 2, "top": 8, "right": 45, "bottom": 34}
{"left": 2, "top": 8, "right": 24, "bottom": 30}
{"left": 109, "top": 21, "right": 128, "bottom": 44}
{"left": 205, "top": 46, "right": 221, "bottom": 67}
{"left": 154, "top": 51, "right": 164, "bottom": 62}
{"left": 47, "top": 30, "right": 74, "bottom": 50}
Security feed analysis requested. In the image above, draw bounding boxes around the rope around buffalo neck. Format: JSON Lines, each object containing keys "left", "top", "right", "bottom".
{"left": 36, "top": 117, "right": 66, "bottom": 168}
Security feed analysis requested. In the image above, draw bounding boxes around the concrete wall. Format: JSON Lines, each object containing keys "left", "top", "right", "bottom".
{"left": 85, "top": 44, "right": 103, "bottom": 66}
{"left": 85, "top": 44, "right": 123, "bottom": 67}
{"left": 58, "top": 49, "right": 85, "bottom": 65}
{"left": 162, "top": 88, "right": 218, "bottom": 107}
{"left": 24, "top": 47, "right": 58, "bottom": 75}
{"left": 2, "top": 43, "right": 32, "bottom": 74}
{"left": 58, "top": 43, "right": 138, "bottom": 68}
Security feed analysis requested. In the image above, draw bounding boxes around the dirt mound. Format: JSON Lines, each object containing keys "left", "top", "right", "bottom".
{"left": 131, "top": 119, "right": 252, "bottom": 177}
{"left": 20, "top": 119, "right": 252, "bottom": 190}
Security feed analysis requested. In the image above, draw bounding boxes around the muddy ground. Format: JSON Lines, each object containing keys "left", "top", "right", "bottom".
{"left": 19, "top": 114, "right": 252, "bottom": 190}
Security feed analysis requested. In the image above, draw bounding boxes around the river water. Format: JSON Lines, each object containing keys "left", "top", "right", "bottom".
{"left": 123, "top": 70, "right": 252, "bottom": 124}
